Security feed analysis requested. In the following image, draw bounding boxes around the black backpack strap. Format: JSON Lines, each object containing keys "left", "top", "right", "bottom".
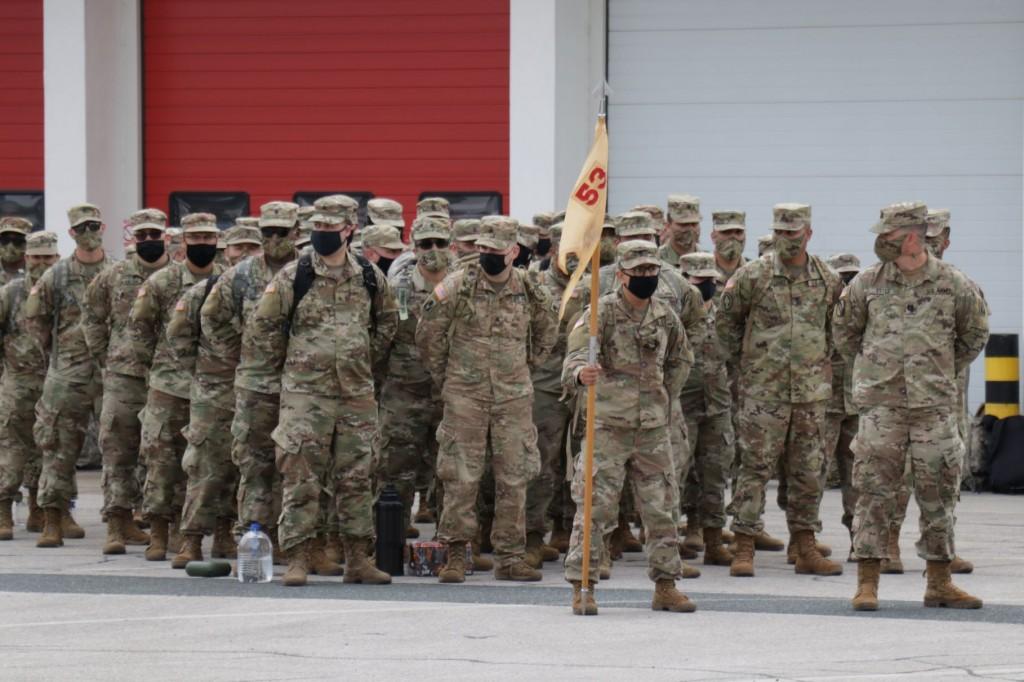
{"left": 354, "top": 254, "right": 379, "bottom": 332}
{"left": 194, "top": 275, "right": 219, "bottom": 337}
{"left": 283, "top": 254, "right": 316, "bottom": 336}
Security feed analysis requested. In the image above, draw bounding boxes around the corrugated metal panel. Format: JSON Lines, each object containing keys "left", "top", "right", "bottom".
{"left": 0, "top": 0, "right": 43, "bottom": 189}
{"left": 142, "top": 0, "right": 509, "bottom": 229}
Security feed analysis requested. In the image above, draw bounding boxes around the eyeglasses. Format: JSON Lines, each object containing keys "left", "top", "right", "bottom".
{"left": 416, "top": 238, "right": 449, "bottom": 250}
{"left": 261, "top": 227, "right": 291, "bottom": 240}
{"left": 0, "top": 234, "right": 26, "bottom": 246}
{"left": 73, "top": 221, "right": 102, "bottom": 234}
{"left": 134, "top": 230, "right": 163, "bottom": 242}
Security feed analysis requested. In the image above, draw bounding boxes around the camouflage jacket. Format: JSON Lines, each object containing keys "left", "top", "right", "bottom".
{"left": 241, "top": 251, "right": 397, "bottom": 400}
{"left": 562, "top": 290, "right": 693, "bottom": 429}
{"left": 0, "top": 273, "right": 47, "bottom": 376}
{"left": 1, "top": 266, "right": 23, "bottom": 287}
{"left": 416, "top": 263, "right": 557, "bottom": 404}
{"left": 679, "top": 302, "right": 731, "bottom": 417}
{"left": 592, "top": 262, "right": 706, "bottom": 344}
{"left": 827, "top": 350, "right": 855, "bottom": 416}
{"left": 82, "top": 255, "right": 168, "bottom": 374}
{"left": 832, "top": 256, "right": 989, "bottom": 410}
{"left": 385, "top": 263, "right": 440, "bottom": 390}
{"left": 531, "top": 265, "right": 580, "bottom": 396}
{"left": 713, "top": 255, "right": 748, "bottom": 305}
{"left": 166, "top": 278, "right": 236, "bottom": 410}
{"left": 23, "top": 254, "right": 110, "bottom": 383}
{"left": 717, "top": 252, "right": 841, "bottom": 404}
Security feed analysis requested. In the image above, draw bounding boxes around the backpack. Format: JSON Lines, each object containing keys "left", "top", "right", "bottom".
{"left": 985, "top": 415, "right": 1024, "bottom": 494}
{"left": 282, "top": 253, "right": 378, "bottom": 336}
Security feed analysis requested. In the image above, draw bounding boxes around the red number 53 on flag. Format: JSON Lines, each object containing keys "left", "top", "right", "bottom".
{"left": 572, "top": 163, "right": 607, "bottom": 207}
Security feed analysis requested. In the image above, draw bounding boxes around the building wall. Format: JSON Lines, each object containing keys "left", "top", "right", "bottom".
{"left": 0, "top": 0, "right": 43, "bottom": 191}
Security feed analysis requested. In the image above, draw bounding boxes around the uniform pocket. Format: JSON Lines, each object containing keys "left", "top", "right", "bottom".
{"left": 33, "top": 400, "right": 58, "bottom": 450}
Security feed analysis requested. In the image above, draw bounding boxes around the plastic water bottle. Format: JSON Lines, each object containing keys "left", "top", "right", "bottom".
{"left": 237, "top": 523, "right": 273, "bottom": 584}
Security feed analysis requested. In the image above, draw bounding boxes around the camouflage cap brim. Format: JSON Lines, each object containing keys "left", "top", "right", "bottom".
{"left": 184, "top": 225, "right": 222, "bottom": 235}
{"left": 713, "top": 222, "right": 746, "bottom": 232}
{"left": 371, "top": 217, "right": 405, "bottom": 229}
{"left": 475, "top": 236, "right": 514, "bottom": 251}
{"left": 772, "top": 222, "right": 807, "bottom": 232}
{"left": 130, "top": 221, "right": 167, "bottom": 233}
{"left": 617, "top": 227, "right": 658, "bottom": 238}
{"left": 376, "top": 236, "right": 406, "bottom": 250}
{"left": 455, "top": 234, "right": 478, "bottom": 242}
{"left": 420, "top": 211, "right": 449, "bottom": 220}
{"left": 311, "top": 213, "right": 345, "bottom": 225}
{"left": 258, "top": 218, "right": 297, "bottom": 228}
{"left": 620, "top": 254, "right": 662, "bottom": 270}
{"left": 414, "top": 228, "right": 450, "bottom": 241}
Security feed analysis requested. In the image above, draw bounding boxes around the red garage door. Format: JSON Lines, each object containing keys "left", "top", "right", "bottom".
{"left": 143, "top": 0, "right": 509, "bottom": 228}
{"left": 0, "top": 0, "right": 43, "bottom": 190}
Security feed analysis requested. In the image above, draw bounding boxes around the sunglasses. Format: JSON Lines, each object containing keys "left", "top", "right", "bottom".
{"left": 261, "top": 227, "right": 291, "bottom": 240}
{"left": 135, "top": 230, "right": 163, "bottom": 242}
{"left": 73, "top": 222, "right": 102, "bottom": 234}
{"left": 0, "top": 234, "right": 26, "bottom": 246}
{"left": 416, "top": 238, "right": 449, "bottom": 250}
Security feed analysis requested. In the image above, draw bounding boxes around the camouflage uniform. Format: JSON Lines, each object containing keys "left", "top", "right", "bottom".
{"left": 657, "top": 194, "right": 702, "bottom": 267}
{"left": 562, "top": 241, "right": 693, "bottom": 584}
{"left": 0, "top": 216, "right": 29, "bottom": 286}
{"left": 416, "top": 217, "right": 557, "bottom": 568}
{"left": 833, "top": 203, "right": 989, "bottom": 561}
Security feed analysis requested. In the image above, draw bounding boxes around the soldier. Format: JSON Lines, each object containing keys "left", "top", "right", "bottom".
{"left": 0, "top": 216, "right": 30, "bottom": 284}
{"left": 361, "top": 224, "right": 406, "bottom": 276}
{"left": 658, "top": 195, "right": 702, "bottom": 266}
{"left": 296, "top": 206, "right": 313, "bottom": 251}
{"left": 224, "top": 225, "right": 262, "bottom": 266}
{"left": 451, "top": 219, "right": 480, "bottom": 268}
{"left": 757, "top": 234, "right": 774, "bottom": 258}
{"left": 0, "top": 232, "right": 59, "bottom": 540}
{"left": 531, "top": 212, "right": 555, "bottom": 271}
{"left": 368, "top": 198, "right": 405, "bottom": 228}
{"left": 711, "top": 211, "right": 748, "bottom": 288}
{"left": 563, "top": 240, "right": 695, "bottom": 615}
{"left": 242, "top": 194, "right": 396, "bottom": 587}
{"left": 834, "top": 201, "right": 989, "bottom": 611}
{"left": 25, "top": 204, "right": 112, "bottom": 547}
{"left": 678, "top": 252, "right": 735, "bottom": 566}
{"left": 717, "top": 203, "right": 843, "bottom": 577}
{"left": 166, "top": 227, "right": 185, "bottom": 263}
{"left": 513, "top": 224, "right": 539, "bottom": 269}
{"left": 83, "top": 208, "right": 172, "bottom": 555}
{"left": 416, "top": 216, "right": 557, "bottom": 583}
{"left": 129, "top": 212, "right": 222, "bottom": 563}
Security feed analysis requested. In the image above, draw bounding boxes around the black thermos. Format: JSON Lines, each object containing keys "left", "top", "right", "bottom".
{"left": 375, "top": 484, "right": 405, "bottom": 576}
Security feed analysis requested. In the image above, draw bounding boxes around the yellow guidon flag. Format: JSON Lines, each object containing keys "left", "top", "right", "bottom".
{"left": 557, "top": 115, "right": 609, "bottom": 320}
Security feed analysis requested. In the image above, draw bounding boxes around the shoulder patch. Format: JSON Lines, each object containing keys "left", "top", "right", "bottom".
{"left": 721, "top": 291, "right": 734, "bottom": 312}
{"left": 265, "top": 282, "right": 276, "bottom": 294}
{"left": 136, "top": 287, "right": 146, "bottom": 298}
{"left": 434, "top": 282, "right": 449, "bottom": 302}
{"left": 422, "top": 297, "right": 436, "bottom": 314}
{"left": 30, "top": 285, "right": 38, "bottom": 296}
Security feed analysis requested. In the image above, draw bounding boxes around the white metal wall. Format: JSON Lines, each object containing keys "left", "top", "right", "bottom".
{"left": 607, "top": 0, "right": 1024, "bottom": 411}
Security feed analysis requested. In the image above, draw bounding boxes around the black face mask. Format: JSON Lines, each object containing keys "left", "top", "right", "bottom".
{"left": 626, "top": 274, "right": 658, "bottom": 300}
{"left": 696, "top": 279, "right": 717, "bottom": 302}
{"left": 840, "top": 272, "right": 857, "bottom": 286}
{"left": 136, "top": 240, "right": 165, "bottom": 264}
{"left": 512, "top": 246, "right": 532, "bottom": 269}
{"left": 376, "top": 256, "right": 394, "bottom": 275}
{"left": 479, "top": 252, "right": 508, "bottom": 276}
{"left": 311, "top": 230, "right": 344, "bottom": 257}
{"left": 535, "top": 238, "right": 551, "bottom": 257}
{"left": 186, "top": 243, "right": 217, "bottom": 268}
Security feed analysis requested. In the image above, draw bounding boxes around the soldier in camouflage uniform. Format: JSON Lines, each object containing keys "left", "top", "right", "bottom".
{"left": 296, "top": 206, "right": 314, "bottom": 250}
{"left": 417, "top": 216, "right": 557, "bottom": 583}
{"left": 513, "top": 224, "right": 538, "bottom": 270}
{"left": 25, "top": 204, "right": 112, "bottom": 547}
{"left": 451, "top": 219, "right": 480, "bottom": 269}
{"left": 224, "top": 223, "right": 262, "bottom": 267}
{"left": 717, "top": 203, "right": 843, "bottom": 578}
{"left": 834, "top": 201, "right": 989, "bottom": 611}
{"left": 658, "top": 195, "right": 702, "bottom": 267}
{"left": 129, "top": 212, "right": 223, "bottom": 563}
{"left": 563, "top": 240, "right": 695, "bottom": 615}
{"left": 243, "top": 195, "right": 396, "bottom": 587}
{"left": 361, "top": 224, "right": 406, "bottom": 277}
{"left": 417, "top": 197, "right": 450, "bottom": 221}
{"left": 83, "top": 208, "right": 171, "bottom": 555}
{"left": 0, "top": 216, "right": 29, "bottom": 285}
{"left": 529, "top": 212, "right": 556, "bottom": 272}
{"left": 0, "top": 232, "right": 59, "bottom": 540}
{"left": 757, "top": 235, "right": 774, "bottom": 257}
{"left": 166, "top": 227, "right": 185, "bottom": 262}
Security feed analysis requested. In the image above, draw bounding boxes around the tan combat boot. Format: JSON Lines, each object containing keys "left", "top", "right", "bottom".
{"left": 720, "top": 528, "right": 735, "bottom": 544}
{"left": 730, "top": 532, "right": 755, "bottom": 577}
{"left": 852, "top": 559, "right": 881, "bottom": 611}
{"left": 145, "top": 516, "right": 169, "bottom": 561}
{"left": 342, "top": 536, "right": 391, "bottom": 584}
{"left": 599, "top": 550, "right": 612, "bottom": 580}
{"left": 754, "top": 529, "right": 784, "bottom": 551}
{"left": 61, "top": 505, "right": 85, "bottom": 539}
{"left": 282, "top": 540, "right": 310, "bottom": 587}
{"left": 683, "top": 522, "right": 704, "bottom": 552}
{"left": 524, "top": 531, "right": 544, "bottom": 568}
{"left": 0, "top": 500, "right": 13, "bottom": 541}
{"left": 36, "top": 507, "right": 63, "bottom": 548}
{"left": 439, "top": 541, "right": 467, "bottom": 583}
{"left": 924, "top": 560, "right": 982, "bottom": 609}
{"left": 950, "top": 555, "right": 974, "bottom": 574}
{"left": 309, "top": 534, "right": 344, "bottom": 576}
{"left": 651, "top": 579, "right": 697, "bottom": 613}
{"left": 172, "top": 534, "right": 203, "bottom": 569}
{"left": 25, "top": 488, "right": 43, "bottom": 533}
{"left": 788, "top": 533, "right": 834, "bottom": 564}
{"left": 571, "top": 581, "right": 598, "bottom": 616}
{"left": 702, "top": 527, "right": 734, "bottom": 566}
{"left": 622, "top": 520, "right": 643, "bottom": 552}
{"left": 211, "top": 518, "right": 237, "bottom": 559}
{"left": 793, "top": 529, "right": 843, "bottom": 576}
{"left": 677, "top": 541, "right": 698, "bottom": 560}
{"left": 681, "top": 562, "right": 701, "bottom": 579}
{"left": 406, "top": 525, "right": 420, "bottom": 539}
{"left": 102, "top": 509, "right": 129, "bottom": 555}
{"left": 495, "top": 558, "right": 543, "bottom": 582}
{"left": 325, "top": 531, "right": 344, "bottom": 564}
{"left": 123, "top": 515, "right": 150, "bottom": 546}
{"left": 881, "top": 530, "right": 903, "bottom": 574}
{"left": 549, "top": 526, "right": 570, "bottom": 553}
{"left": 470, "top": 539, "right": 493, "bottom": 571}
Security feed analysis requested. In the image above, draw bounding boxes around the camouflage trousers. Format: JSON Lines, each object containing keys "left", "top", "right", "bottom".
{"left": 0, "top": 373, "right": 44, "bottom": 503}
{"left": 728, "top": 398, "right": 825, "bottom": 536}
{"left": 564, "top": 424, "right": 682, "bottom": 584}
{"left": 180, "top": 401, "right": 238, "bottom": 536}
{"left": 436, "top": 394, "right": 539, "bottom": 567}
{"left": 140, "top": 388, "right": 189, "bottom": 520}
{"left": 36, "top": 374, "right": 97, "bottom": 509}
{"left": 98, "top": 372, "right": 147, "bottom": 517}
{"left": 232, "top": 388, "right": 282, "bottom": 530}
{"left": 377, "top": 380, "right": 442, "bottom": 529}
{"left": 273, "top": 390, "right": 377, "bottom": 552}
{"left": 680, "top": 408, "right": 735, "bottom": 530}
{"left": 822, "top": 411, "right": 859, "bottom": 532}
{"left": 852, "top": 406, "right": 962, "bottom": 561}
{"left": 619, "top": 400, "right": 690, "bottom": 532}
{"left": 525, "top": 389, "right": 571, "bottom": 535}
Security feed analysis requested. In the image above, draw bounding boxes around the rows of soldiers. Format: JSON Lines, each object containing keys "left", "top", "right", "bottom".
{"left": 0, "top": 192, "right": 988, "bottom": 616}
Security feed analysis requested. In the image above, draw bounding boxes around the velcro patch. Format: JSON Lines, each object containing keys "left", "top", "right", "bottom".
{"left": 434, "top": 283, "right": 449, "bottom": 301}
{"left": 175, "top": 299, "right": 186, "bottom": 312}
{"left": 265, "top": 282, "right": 276, "bottom": 294}
{"left": 136, "top": 287, "right": 146, "bottom": 298}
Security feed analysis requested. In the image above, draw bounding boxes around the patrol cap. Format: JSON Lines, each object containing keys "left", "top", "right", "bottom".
{"left": 217, "top": 230, "right": 228, "bottom": 249}
{"left": 368, "top": 198, "right": 405, "bottom": 228}
{"left": 615, "top": 211, "right": 657, "bottom": 238}
{"left": 259, "top": 201, "right": 298, "bottom": 228}
{"left": 297, "top": 205, "right": 314, "bottom": 223}
{"left": 228, "top": 225, "right": 263, "bottom": 246}
{"left": 181, "top": 212, "right": 220, "bottom": 234}
{"left": 617, "top": 239, "right": 661, "bottom": 271}
{"left": 26, "top": 231, "right": 59, "bottom": 256}
{"left": 312, "top": 194, "right": 359, "bottom": 225}
{"left": 411, "top": 215, "right": 451, "bottom": 242}
{"left": 452, "top": 218, "right": 480, "bottom": 243}
{"left": 772, "top": 203, "right": 811, "bottom": 232}
{"left": 549, "top": 222, "right": 564, "bottom": 242}
{"left": 0, "top": 216, "right": 32, "bottom": 235}
{"left": 475, "top": 216, "right": 518, "bottom": 251}
{"left": 667, "top": 195, "right": 701, "bottom": 224}
{"left": 68, "top": 203, "right": 102, "bottom": 228}
{"left": 235, "top": 216, "right": 260, "bottom": 228}
{"left": 679, "top": 252, "right": 719, "bottom": 279}
{"left": 631, "top": 204, "right": 665, "bottom": 224}
{"left": 518, "top": 224, "right": 539, "bottom": 250}
{"left": 532, "top": 212, "right": 555, "bottom": 233}
{"left": 127, "top": 208, "right": 168, "bottom": 233}
{"left": 870, "top": 201, "right": 927, "bottom": 235}
{"left": 362, "top": 224, "right": 405, "bottom": 250}
{"left": 166, "top": 227, "right": 183, "bottom": 244}
{"left": 757, "top": 234, "right": 774, "bottom": 256}
{"left": 552, "top": 210, "right": 566, "bottom": 224}
{"left": 296, "top": 222, "right": 312, "bottom": 248}
{"left": 417, "top": 197, "right": 450, "bottom": 219}
{"left": 826, "top": 253, "right": 861, "bottom": 273}
{"left": 926, "top": 208, "right": 951, "bottom": 238}
{"left": 712, "top": 210, "right": 746, "bottom": 232}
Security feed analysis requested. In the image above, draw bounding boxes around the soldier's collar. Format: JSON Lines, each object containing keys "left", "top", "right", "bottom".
{"left": 311, "top": 250, "right": 360, "bottom": 282}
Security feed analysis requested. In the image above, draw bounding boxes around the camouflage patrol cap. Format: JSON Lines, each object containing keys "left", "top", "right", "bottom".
{"left": 368, "top": 198, "right": 405, "bottom": 228}
{"left": 417, "top": 197, "right": 450, "bottom": 219}
{"left": 667, "top": 195, "right": 701, "bottom": 224}
{"left": 181, "top": 212, "right": 220, "bottom": 234}
{"left": 166, "top": 227, "right": 183, "bottom": 244}
{"left": 518, "top": 224, "right": 539, "bottom": 250}
{"left": 452, "top": 218, "right": 480, "bottom": 243}
{"left": 617, "top": 239, "right": 661, "bottom": 271}
{"left": 411, "top": 215, "right": 451, "bottom": 241}
{"left": 297, "top": 205, "right": 314, "bottom": 222}
{"left": 296, "top": 222, "right": 312, "bottom": 248}
{"left": 259, "top": 201, "right": 299, "bottom": 228}
{"left": 532, "top": 212, "right": 555, "bottom": 232}
{"left": 68, "top": 203, "right": 101, "bottom": 228}
{"left": 926, "top": 208, "right": 951, "bottom": 238}
{"left": 0, "top": 216, "right": 32, "bottom": 235}
{"left": 476, "top": 216, "right": 518, "bottom": 251}
{"left": 552, "top": 210, "right": 566, "bottom": 224}
{"left": 615, "top": 211, "right": 657, "bottom": 238}
{"left": 228, "top": 224, "right": 263, "bottom": 246}
{"left": 312, "top": 194, "right": 359, "bottom": 225}
{"left": 549, "top": 222, "right": 564, "bottom": 242}
{"left": 679, "top": 252, "right": 719, "bottom": 279}
{"left": 870, "top": 201, "right": 927, "bottom": 235}
{"left": 362, "top": 224, "right": 405, "bottom": 250}
{"left": 712, "top": 210, "right": 746, "bottom": 232}
{"left": 127, "top": 208, "right": 168, "bottom": 233}
{"left": 631, "top": 204, "right": 666, "bottom": 224}
{"left": 757, "top": 234, "right": 774, "bottom": 256}
{"left": 217, "top": 230, "right": 228, "bottom": 249}
{"left": 26, "top": 231, "right": 59, "bottom": 256}
{"left": 235, "top": 216, "right": 260, "bottom": 228}
{"left": 772, "top": 203, "right": 811, "bottom": 231}
{"left": 827, "top": 253, "right": 861, "bottom": 273}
